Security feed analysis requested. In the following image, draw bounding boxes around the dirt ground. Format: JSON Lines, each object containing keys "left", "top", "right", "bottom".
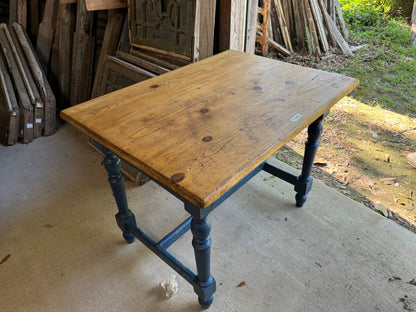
{"left": 273, "top": 53, "right": 416, "bottom": 233}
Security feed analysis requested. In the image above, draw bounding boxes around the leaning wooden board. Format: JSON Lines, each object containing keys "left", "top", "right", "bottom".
{"left": 8, "top": 25, "right": 45, "bottom": 138}
{"left": 12, "top": 23, "right": 56, "bottom": 136}
{"left": 0, "top": 24, "right": 33, "bottom": 143}
{"left": 61, "top": 50, "right": 359, "bottom": 208}
{"left": 0, "top": 49, "right": 20, "bottom": 145}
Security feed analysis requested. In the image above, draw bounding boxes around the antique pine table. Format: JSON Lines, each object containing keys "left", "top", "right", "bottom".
{"left": 60, "top": 50, "right": 358, "bottom": 308}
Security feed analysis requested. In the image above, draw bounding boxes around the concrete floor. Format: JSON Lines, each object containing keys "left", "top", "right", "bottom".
{"left": 1, "top": 122, "right": 416, "bottom": 312}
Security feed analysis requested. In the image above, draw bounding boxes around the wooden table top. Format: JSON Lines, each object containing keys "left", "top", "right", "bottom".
{"left": 61, "top": 50, "right": 358, "bottom": 209}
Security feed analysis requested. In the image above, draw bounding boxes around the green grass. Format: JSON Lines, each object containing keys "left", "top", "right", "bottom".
{"left": 325, "top": 1, "right": 416, "bottom": 116}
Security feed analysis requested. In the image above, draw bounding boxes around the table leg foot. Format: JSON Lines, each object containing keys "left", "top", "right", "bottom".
{"left": 191, "top": 216, "right": 216, "bottom": 308}
{"left": 104, "top": 149, "right": 137, "bottom": 243}
{"left": 199, "top": 296, "right": 214, "bottom": 309}
{"left": 295, "top": 115, "right": 324, "bottom": 207}
{"left": 116, "top": 211, "right": 137, "bottom": 244}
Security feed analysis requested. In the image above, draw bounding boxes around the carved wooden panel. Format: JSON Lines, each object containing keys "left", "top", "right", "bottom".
{"left": 129, "top": 0, "right": 197, "bottom": 59}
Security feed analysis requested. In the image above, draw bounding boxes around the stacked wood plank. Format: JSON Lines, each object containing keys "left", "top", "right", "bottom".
{"left": 260, "top": 0, "right": 352, "bottom": 56}
{"left": 0, "top": 23, "right": 55, "bottom": 145}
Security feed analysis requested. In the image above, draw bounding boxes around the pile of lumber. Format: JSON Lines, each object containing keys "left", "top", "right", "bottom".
{"left": 0, "top": 23, "right": 55, "bottom": 146}
{"left": 258, "top": 0, "right": 352, "bottom": 57}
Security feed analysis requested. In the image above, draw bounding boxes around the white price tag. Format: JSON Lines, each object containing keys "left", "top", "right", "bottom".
{"left": 290, "top": 114, "right": 303, "bottom": 122}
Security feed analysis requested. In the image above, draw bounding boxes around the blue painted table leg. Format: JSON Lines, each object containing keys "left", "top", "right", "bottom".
{"left": 103, "top": 150, "right": 137, "bottom": 243}
{"left": 295, "top": 115, "right": 324, "bottom": 207}
{"left": 191, "top": 216, "right": 216, "bottom": 309}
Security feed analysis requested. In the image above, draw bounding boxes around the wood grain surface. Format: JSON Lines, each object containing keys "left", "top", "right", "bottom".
{"left": 61, "top": 50, "right": 358, "bottom": 208}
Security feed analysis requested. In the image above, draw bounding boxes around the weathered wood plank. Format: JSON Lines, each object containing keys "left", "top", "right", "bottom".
{"left": 0, "top": 45, "right": 20, "bottom": 145}
{"left": 9, "top": 25, "right": 44, "bottom": 137}
{"left": 91, "top": 9, "right": 125, "bottom": 99}
{"left": 334, "top": 0, "right": 348, "bottom": 39}
{"left": 318, "top": 0, "right": 352, "bottom": 56}
{"left": 9, "top": 0, "right": 18, "bottom": 24}
{"left": 245, "top": 0, "right": 258, "bottom": 54}
{"left": 291, "top": 0, "right": 305, "bottom": 50}
{"left": 59, "top": 2, "right": 75, "bottom": 107}
{"left": 17, "top": 0, "right": 27, "bottom": 28}
{"left": 116, "top": 50, "right": 170, "bottom": 75}
{"left": 36, "top": 0, "right": 59, "bottom": 73}
{"left": 198, "top": 0, "right": 216, "bottom": 60}
{"left": 61, "top": 50, "right": 359, "bottom": 208}
{"left": 117, "top": 14, "right": 130, "bottom": 52}
{"left": 0, "top": 24, "right": 33, "bottom": 143}
{"left": 268, "top": 37, "right": 291, "bottom": 56}
{"left": 85, "top": 0, "right": 127, "bottom": 11}
{"left": 13, "top": 22, "right": 56, "bottom": 136}
{"left": 217, "top": 0, "right": 231, "bottom": 52}
{"left": 274, "top": 0, "right": 293, "bottom": 52}
{"left": 70, "top": 0, "right": 94, "bottom": 105}
{"left": 49, "top": 11, "right": 60, "bottom": 110}
{"left": 304, "top": 0, "right": 320, "bottom": 55}
{"left": 229, "top": 0, "right": 245, "bottom": 51}
{"left": 310, "top": 0, "right": 329, "bottom": 52}
{"left": 129, "top": 48, "right": 180, "bottom": 70}
{"left": 29, "top": 0, "right": 39, "bottom": 39}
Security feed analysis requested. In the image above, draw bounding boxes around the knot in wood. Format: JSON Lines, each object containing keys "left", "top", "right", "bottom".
{"left": 170, "top": 172, "right": 185, "bottom": 183}
{"left": 202, "top": 136, "right": 212, "bottom": 142}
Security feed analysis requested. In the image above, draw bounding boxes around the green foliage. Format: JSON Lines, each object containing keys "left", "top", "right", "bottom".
{"left": 340, "top": 0, "right": 384, "bottom": 30}
{"left": 333, "top": 1, "right": 416, "bottom": 115}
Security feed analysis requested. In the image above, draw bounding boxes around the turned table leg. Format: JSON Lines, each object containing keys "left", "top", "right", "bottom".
{"left": 103, "top": 150, "right": 137, "bottom": 243}
{"left": 295, "top": 114, "right": 324, "bottom": 207}
{"left": 191, "top": 216, "right": 216, "bottom": 308}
